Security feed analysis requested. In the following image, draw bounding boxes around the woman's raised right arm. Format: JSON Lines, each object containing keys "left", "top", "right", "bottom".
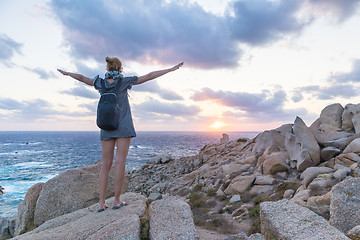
{"left": 57, "top": 69, "right": 94, "bottom": 86}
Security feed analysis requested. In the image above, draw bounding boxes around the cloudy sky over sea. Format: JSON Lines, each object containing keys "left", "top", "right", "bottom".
{"left": 1, "top": 0, "right": 360, "bottom": 132}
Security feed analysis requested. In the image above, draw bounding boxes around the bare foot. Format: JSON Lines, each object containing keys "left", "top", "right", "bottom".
{"left": 98, "top": 204, "right": 108, "bottom": 212}
{"left": 113, "top": 199, "right": 127, "bottom": 209}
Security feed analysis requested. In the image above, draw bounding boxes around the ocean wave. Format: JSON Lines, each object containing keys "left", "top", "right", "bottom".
{"left": 1, "top": 174, "right": 57, "bottom": 194}
{"left": 1, "top": 142, "right": 44, "bottom": 146}
{"left": 12, "top": 161, "right": 53, "bottom": 168}
{"left": 130, "top": 145, "right": 153, "bottom": 149}
{"left": 0, "top": 149, "right": 52, "bottom": 156}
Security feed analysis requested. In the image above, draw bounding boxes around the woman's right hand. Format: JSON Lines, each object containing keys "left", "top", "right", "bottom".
{"left": 57, "top": 69, "right": 68, "bottom": 75}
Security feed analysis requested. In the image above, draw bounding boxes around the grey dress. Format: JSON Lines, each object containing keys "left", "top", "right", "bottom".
{"left": 93, "top": 73, "right": 138, "bottom": 141}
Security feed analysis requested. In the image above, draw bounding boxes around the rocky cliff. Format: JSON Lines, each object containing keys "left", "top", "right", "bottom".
{"left": 2, "top": 103, "right": 360, "bottom": 239}
{"left": 127, "top": 103, "right": 360, "bottom": 239}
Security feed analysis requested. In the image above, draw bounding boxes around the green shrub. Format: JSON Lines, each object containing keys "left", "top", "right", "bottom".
{"left": 193, "top": 183, "right": 203, "bottom": 192}
{"left": 253, "top": 195, "right": 272, "bottom": 205}
{"left": 205, "top": 199, "right": 217, "bottom": 208}
{"left": 192, "top": 199, "right": 206, "bottom": 208}
{"left": 217, "top": 195, "right": 227, "bottom": 201}
{"left": 248, "top": 219, "right": 261, "bottom": 235}
{"left": 140, "top": 210, "right": 150, "bottom": 240}
{"left": 193, "top": 214, "right": 206, "bottom": 225}
{"left": 264, "top": 231, "right": 277, "bottom": 240}
{"left": 270, "top": 164, "right": 288, "bottom": 175}
{"left": 276, "top": 181, "right": 300, "bottom": 195}
{"left": 248, "top": 204, "right": 260, "bottom": 218}
{"left": 207, "top": 188, "right": 217, "bottom": 196}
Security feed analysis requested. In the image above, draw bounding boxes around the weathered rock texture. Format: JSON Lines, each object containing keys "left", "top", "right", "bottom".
{"left": 330, "top": 177, "right": 360, "bottom": 233}
{"left": 149, "top": 195, "right": 196, "bottom": 240}
{"left": 285, "top": 117, "right": 320, "bottom": 171}
{"left": 33, "top": 163, "right": 127, "bottom": 226}
{"left": 15, "top": 182, "right": 44, "bottom": 235}
{"left": 260, "top": 199, "right": 349, "bottom": 240}
{"left": 12, "top": 193, "right": 146, "bottom": 240}
{"left": 1, "top": 216, "right": 15, "bottom": 239}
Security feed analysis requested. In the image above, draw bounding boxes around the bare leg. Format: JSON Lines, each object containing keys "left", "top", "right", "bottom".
{"left": 113, "top": 137, "right": 131, "bottom": 207}
{"left": 98, "top": 139, "right": 116, "bottom": 210}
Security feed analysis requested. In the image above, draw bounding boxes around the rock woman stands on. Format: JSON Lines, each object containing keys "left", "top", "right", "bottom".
{"left": 58, "top": 57, "right": 183, "bottom": 211}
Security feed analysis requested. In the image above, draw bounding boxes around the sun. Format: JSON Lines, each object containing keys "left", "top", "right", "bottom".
{"left": 210, "top": 121, "right": 228, "bottom": 130}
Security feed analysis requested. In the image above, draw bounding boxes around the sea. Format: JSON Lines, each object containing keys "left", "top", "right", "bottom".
{"left": 0, "top": 131, "right": 258, "bottom": 218}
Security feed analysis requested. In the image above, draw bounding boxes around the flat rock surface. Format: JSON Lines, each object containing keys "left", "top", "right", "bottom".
{"left": 149, "top": 195, "right": 196, "bottom": 240}
{"left": 260, "top": 199, "right": 349, "bottom": 240}
{"left": 13, "top": 193, "right": 146, "bottom": 240}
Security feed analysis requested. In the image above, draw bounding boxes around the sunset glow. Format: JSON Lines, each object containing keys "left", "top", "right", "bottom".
{"left": 210, "top": 121, "right": 228, "bottom": 130}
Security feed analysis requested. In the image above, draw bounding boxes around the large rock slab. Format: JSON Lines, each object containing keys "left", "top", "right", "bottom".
{"left": 311, "top": 118, "right": 352, "bottom": 144}
{"left": 330, "top": 177, "right": 360, "bottom": 233}
{"left": 300, "top": 167, "right": 334, "bottom": 187}
{"left": 260, "top": 199, "right": 349, "bottom": 240}
{"left": 343, "top": 138, "right": 360, "bottom": 154}
{"left": 34, "top": 163, "right": 127, "bottom": 226}
{"left": 149, "top": 195, "right": 196, "bottom": 240}
{"left": 285, "top": 117, "right": 320, "bottom": 171}
{"left": 224, "top": 175, "right": 255, "bottom": 195}
{"left": 12, "top": 192, "right": 146, "bottom": 240}
{"left": 321, "top": 146, "right": 341, "bottom": 161}
{"left": 261, "top": 151, "right": 289, "bottom": 175}
{"left": 342, "top": 103, "right": 360, "bottom": 133}
{"left": 252, "top": 124, "right": 292, "bottom": 156}
{"left": 319, "top": 103, "right": 344, "bottom": 129}
{"left": 221, "top": 162, "right": 251, "bottom": 175}
{"left": 15, "top": 182, "right": 44, "bottom": 235}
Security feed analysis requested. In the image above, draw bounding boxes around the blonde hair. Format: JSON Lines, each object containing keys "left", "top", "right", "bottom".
{"left": 105, "top": 57, "right": 122, "bottom": 72}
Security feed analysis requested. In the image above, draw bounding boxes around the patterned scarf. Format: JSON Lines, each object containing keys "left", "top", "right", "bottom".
{"left": 105, "top": 71, "right": 123, "bottom": 80}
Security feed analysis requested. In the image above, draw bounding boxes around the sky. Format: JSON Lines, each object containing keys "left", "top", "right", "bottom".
{"left": 1, "top": 0, "right": 360, "bottom": 132}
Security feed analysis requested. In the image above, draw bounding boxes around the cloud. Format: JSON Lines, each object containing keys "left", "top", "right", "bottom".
{"left": 23, "top": 67, "right": 57, "bottom": 80}
{"left": 305, "top": 0, "right": 360, "bottom": 22}
{"left": 50, "top": 0, "right": 357, "bottom": 69}
{"left": 0, "top": 98, "right": 59, "bottom": 119}
{"left": 0, "top": 98, "right": 93, "bottom": 120}
{"left": 78, "top": 102, "right": 97, "bottom": 113}
{"left": 0, "top": 34, "right": 22, "bottom": 66}
{"left": 50, "top": 0, "right": 239, "bottom": 69}
{"left": 61, "top": 86, "right": 99, "bottom": 99}
{"left": 192, "top": 87, "right": 286, "bottom": 113}
{"left": 192, "top": 87, "right": 308, "bottom": 121}
{"left": 330, "top": 59, "right": 360, "bottom": 83}
{"left": 134, "top": 99, "right": 201, "bottom": 117}
{"left": 228, "top": 0, "right": 308, "bottom": 45}
{"left": 292, "top": 84, "right": 359, "bottom": 101}
{"left": 133, "top": 81, "right": 183, "bottom": 101}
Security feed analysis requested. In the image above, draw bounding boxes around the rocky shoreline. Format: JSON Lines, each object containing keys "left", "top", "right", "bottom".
{"left": 1, "top": 103, "right": 360, "bottom": 239}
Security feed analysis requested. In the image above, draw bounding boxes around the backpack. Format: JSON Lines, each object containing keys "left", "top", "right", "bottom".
{"left": 96, "top": 78, "right": 122, "bottom": 130}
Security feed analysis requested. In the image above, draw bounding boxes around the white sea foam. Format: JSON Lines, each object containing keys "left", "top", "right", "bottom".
{"left": 1, "top": 174, "right": 57, "bottom": 195}
{"left": 130, "top": 145, "right": 153, "bottom": 149}
{"left": 0, "top": 149, "right": 52, "bottom": 156}
{"left": 13, "top": 161, "right": 53, "bottom": 168}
